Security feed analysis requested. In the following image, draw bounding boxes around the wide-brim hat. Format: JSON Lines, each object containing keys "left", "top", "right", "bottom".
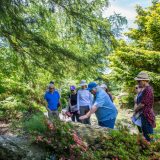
{"left": 134, "top": 71, "right": 150, "bottom": 81}
{"left": 79, "top": 80, "right": 87, "bottom": 86}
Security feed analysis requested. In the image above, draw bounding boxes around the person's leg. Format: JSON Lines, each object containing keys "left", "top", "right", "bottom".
{"left": 137, "top": 126, "right": 142, "bottom": 133}
{"left": 52, "top": 111, "right": 59, "bottom": 119}
{"left": 80, "top": 106, "right": 90, "bottom": 124}
{"left": 71, "top": 113, "right": 76, "bottom": 122}
{"left": 84, "top": 106, "right": 90, "bottom": 124}
{"left": 98, "top": 118, "right": 116, "bottom": 129}
{"left": 141, "top": 114, "right": 153, "bottom": 141}
{"left": 75, "top": 111, "right": 80, "bottom": 122}
{"left": 80, "top": 106, "right": 86, "bottom": 123}
{"left": 48, "top": 110, "right": 53, "bottom": 119}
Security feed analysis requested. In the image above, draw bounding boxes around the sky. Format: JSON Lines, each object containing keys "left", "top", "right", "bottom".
{"left": 103, "top": 0, "right": 153, "bottom": 73}
{"left": 103, "top": 0, "right": 153, "bottom": 30}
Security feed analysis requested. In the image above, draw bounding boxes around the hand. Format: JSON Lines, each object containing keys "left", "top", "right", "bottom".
{"left": 134, "top": 107, "right": 139, "bottom": 113}
{"left": 66, "top": 111, "right": 72, "bottom": 117}
{"left": 79, "top": 115, "right": 88, "bottom": 120}
{"left": 77, "top": 110, "right": 80, "bottom": 114}
{"left": 134, "top": 104, "right": 138, "bottom": 110}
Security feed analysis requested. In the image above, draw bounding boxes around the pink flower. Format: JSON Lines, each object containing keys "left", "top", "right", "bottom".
{"left": 36, "top": 136, "right": 43, "bottom": 142}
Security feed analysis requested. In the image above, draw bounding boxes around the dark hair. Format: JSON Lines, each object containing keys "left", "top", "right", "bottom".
{"left": 105, "top": 88, "right": 109, "bottom": 93}
{"left": 50, "top": 81, "right": 54, "bottom": 84}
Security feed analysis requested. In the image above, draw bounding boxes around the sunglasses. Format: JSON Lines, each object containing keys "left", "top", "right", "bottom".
{"left": 135, "top": 86, "right": 142, "bottom": 89}
{"left": 49, "top": 88, "right": 54, "bottom": 89}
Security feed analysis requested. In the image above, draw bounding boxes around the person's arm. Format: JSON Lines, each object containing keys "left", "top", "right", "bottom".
{"left": 134, "top": 103, "right": 144, "bottom": 112}
{"left": 44, "top": 94, "right": 50, "bottom": 112}
{"left": 57, "top": 92, "right": 62, "bottom": 110}
{"left": 134, "top": 103, "right": 138, "bottom": 110}
{"left": 79, "top": 105, "right": 97, "bottom": 120}
{"left": 133, "top": 95, "right": 138, "bottom": 111}
{"left": 134, "top": 88, "right": 151, "bottom": 113}
{"left": 44, "top": 100, "right": 49, "bottom": 111}
{"left": 67, "top": 95, "right": 71, "bottom": 112}
{"left": 79, "top": 92, "right": 104, "bottom": 120}
{"left": 68, "top": 95, "right": 71, "bottom": 106}
{"left": 77, "top": 90, "right": 80, "bottom": 111}
{"left": 59, "top": 100, "right": 62, "bottom": 108}
{"left": 89, "top": 91, "right": 93, "bottom": 109}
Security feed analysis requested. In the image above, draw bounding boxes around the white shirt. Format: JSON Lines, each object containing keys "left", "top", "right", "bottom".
{"left": 77, "top": 89, "right": 93, "bottom": 110}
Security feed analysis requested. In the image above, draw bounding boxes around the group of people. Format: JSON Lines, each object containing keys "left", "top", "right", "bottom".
{"left": 44, "top": 79, "right": 118, "bottom": 129}
{"left": 44, "top": 71, "right": 156, "bottom": 142}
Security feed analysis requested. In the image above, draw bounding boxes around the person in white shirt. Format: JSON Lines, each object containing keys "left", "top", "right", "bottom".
{"left": 77, "top": 80, "right": 93, "bottom": 124}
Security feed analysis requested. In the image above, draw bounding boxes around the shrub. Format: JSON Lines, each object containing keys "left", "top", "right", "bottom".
{"left": 24, "top": 115, "right": 160, "bottom": 160}
{"left": 23, "top": 113, "right": 47, "bottom": 134}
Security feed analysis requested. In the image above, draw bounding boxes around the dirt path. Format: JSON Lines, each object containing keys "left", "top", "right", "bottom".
{"left": 0, "top": 121, "right": 13, "bottom": 135}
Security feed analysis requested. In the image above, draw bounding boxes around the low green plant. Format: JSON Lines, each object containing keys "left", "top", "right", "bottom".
{"left": 23, "top": 113, "right": 47, "bottom": 134}
{"left": 23, "top": 114, "right": 160, "bottom": 160}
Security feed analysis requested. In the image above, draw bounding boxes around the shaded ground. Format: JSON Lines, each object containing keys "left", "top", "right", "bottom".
{"left": 0, "top": 121, "right": 11, "bottom": 135}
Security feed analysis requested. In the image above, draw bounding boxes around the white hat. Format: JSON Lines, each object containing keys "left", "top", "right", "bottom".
{"left": 134, "top": 71, "right": 150, "bottom": 81}
{"left": 48, "top": 83, "right": 54, "bottom": 88}
{"left": 100, "top": 84, "right": 107, "bottom": 89}
{"left": 79, "top": 80, "right": 87, "bottom": 86}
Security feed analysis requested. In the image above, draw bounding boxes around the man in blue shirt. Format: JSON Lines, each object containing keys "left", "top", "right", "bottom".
{"left": 79, "top": 82, "right": 118, "bottom": 129}
{"left": 44, "top": 83, "right": 61, "bottom": 119}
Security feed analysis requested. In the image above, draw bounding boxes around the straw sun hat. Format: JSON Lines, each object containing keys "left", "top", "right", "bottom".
{"left": 134, "top": 71, "right": 150, "bottom": 81}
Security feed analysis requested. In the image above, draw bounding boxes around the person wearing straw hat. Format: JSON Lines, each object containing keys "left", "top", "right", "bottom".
{"left": 134, "top": 71, "right": 156, "bottom": 141}
{"left": 80, "top": 82, "right": 118, "bottom": 129}
{"left": 77, "top": 80, "right": 93, "bottom": 124}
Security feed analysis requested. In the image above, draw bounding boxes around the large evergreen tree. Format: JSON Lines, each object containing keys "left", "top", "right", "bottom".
{"left": 0, "top": 0, "right": 126, "bottom": 80}
{"left": 109, "top": 1, "right": 160, "bottom": 101}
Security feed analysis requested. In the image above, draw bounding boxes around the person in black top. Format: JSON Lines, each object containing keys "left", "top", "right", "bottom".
{"left": 68, "top": 86, "right": 80, "bottom": 122}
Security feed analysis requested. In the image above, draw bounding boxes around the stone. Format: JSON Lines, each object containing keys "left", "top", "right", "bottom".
{"left": 0, "top": 135, "right": 48, "bottom": 160}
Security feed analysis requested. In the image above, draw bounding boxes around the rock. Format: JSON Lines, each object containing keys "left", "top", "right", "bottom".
{"left": 0, "top": 135, "right": 48, "bottom": 160}
{"left": 71, "top": 122, "right": 110, "bottom": 143}
{"left": 0, "top": 122, "right": 111, "bottom": 160}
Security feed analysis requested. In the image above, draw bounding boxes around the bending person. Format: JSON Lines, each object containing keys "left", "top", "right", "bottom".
{"left": 80, "top": 82, "right": 118, "bottom": 129}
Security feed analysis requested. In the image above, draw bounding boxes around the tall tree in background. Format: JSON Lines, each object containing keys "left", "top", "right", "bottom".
{"left": 109, "top": 1, "right": 160, "bottom": 102}
{"left": 0, "top": 0, "right": 126, "bottom": 81}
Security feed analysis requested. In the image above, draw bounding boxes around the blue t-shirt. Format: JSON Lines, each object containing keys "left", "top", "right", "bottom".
{"left": 94, "top": 88, "right": 118, "bottom": 122}
{"left": 136, "top": 91, "right": 143, "bottom": 104}
{"left": 44, "top": 90, "right": 60, "bottom": 111}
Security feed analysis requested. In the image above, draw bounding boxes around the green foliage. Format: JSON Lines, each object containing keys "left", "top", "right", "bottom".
{"left": 23, "top": 113, "right": 47, "bottom": 133}
{"left": 108, "top": 1, "right": 160, "bottom": 107}
{"left": 0, "top": 1, "right": 126, "bottom": 119}
{"left": 109, "top": 47, "right": 160, "bottom": 98}
{"left": 154, "top": 115, "right": 160, "bottom": 139}
{"left": 0, "top": 77, "right": 46, "bottom": 121}
{"left": 127, "top": 2, "right": 160, "bottom": 51}
{"left": 0, "top": 0, "right": 127, "bottom": 80}
{"left": 25, "top": 116, "right": 160, "bottom": 160}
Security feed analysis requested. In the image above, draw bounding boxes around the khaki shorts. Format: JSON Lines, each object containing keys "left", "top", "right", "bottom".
{"left": 48, "top": 110, "right": 59, "bottom": 119}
